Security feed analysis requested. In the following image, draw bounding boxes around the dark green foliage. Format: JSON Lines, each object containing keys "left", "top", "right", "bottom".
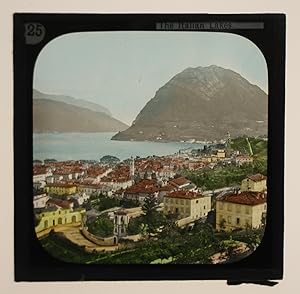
{"left": 120, "top": 198, "right": 139, "bottom": 208}
{"left": 141, "top": 194, "right": 161, "bottom": 235}
{"left": 142, "top": 194, "right": 159, "bottom": 216}
{"left": 40, "top": 223, "right": 265, "bottom": 264}
{"left": 81, "top": 199, "right": 92, "bottom": 210}
{"left": 99, "top": 155, "right": 120, "bottom": 165}
{"left": 230, "top": 137, "right": 267, "bottom": 157}
{"left": 97, "top": 195, "right": 120, "bottom": 211}
{"left": 127, "top": 217, "right": 144, "bottom": 235}
{"left": 182, "top": 137, "right": 267, "bottom": 190}
{"left": 183, "top": 164, "right": 259, "bottom": 190}
{"left": 87, "top": 215, "right": 114, "bottom": 237}
{"left": 40, "top": 232, "right": 99, "bottom": 264}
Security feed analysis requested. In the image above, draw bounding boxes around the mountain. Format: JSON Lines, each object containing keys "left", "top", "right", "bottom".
{"left": 112, "top": 65, "right": 268, "bottom": 142}
{"left": 33, "top": 89, "right": 112, "bottom": 116}
{"left": 33, "top": 99, "right": 128, "bottom": 133}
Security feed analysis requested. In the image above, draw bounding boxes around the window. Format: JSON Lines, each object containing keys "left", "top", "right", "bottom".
{"left": 196, "top": 200, "right": 199, "bottom": 203}
{"left": 236, "top": 217, "right": 240, "bottom": 225}
{"left": 227, "top": 216, "right": 232, "bottom": 224}
{"left": 204, "top": 205, "right": 206, "bottom": 209}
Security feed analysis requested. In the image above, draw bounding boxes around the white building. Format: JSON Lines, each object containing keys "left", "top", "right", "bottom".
{"left": 68, "top": 192, "right": 90, "bottom": 206}
{"left": 33, "top": 193, "right": 49, "bottom": 209}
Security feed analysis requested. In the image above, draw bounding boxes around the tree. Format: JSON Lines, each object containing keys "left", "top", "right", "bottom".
{"left": 158, "top": 212, "right": 180, "bottom": 239}
{"left": 120, "top": 197, "right": 139, "bottom": 208}
{"left": 142, "top": 194, "right": 161, "bottom": 235}
{"left": 127, "top": 216, "right": 143, "bottom": 235}
{"left": 88, "top": 215, "right": 114, "bottom": 237}
{"left": 142, "top": 194, "right": 159, "bottom": 218}
{"left": 98, "top": 196, "right": 120, "bottom": 211}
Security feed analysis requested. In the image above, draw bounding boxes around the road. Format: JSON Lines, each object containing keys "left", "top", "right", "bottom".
{"left": 246, "top": 137, "right": 253, "bottom": 155}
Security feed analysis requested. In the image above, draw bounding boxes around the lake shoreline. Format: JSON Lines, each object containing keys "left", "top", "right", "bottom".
{"left": 33, "top": 132, "right": 207, "bottom": 161}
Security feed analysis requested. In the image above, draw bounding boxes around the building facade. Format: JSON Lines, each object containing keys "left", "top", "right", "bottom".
{"left": 45, "top": 183, "right": 77, "bottom": 195}
{"left": 35, "top": 207, "right": 86, "bottom": 233}
{"left": 240, "top": 174, "right": 267, "bottom": 192}
{"left": 113, "top": 209, "right": 130, "bottom": 237}
{"left": 216, "top": 191, "right": 267, "bottom": 231}
{"left": 163, "top": 190, "right": 211, "bottom": 220}
{"left": 33, "top": 193, "right": 49, "bottom": 209}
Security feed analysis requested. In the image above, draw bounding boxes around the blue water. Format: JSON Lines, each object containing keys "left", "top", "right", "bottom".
{"left": 33, "top": 132, "right": 204, "bottom": 161}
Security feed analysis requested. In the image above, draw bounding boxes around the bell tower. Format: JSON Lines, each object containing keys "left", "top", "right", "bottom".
{"left": 130, "top": 156, "right": 135, "bottom": 179}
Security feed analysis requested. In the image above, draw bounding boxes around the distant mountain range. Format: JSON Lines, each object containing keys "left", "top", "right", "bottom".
{"left": 112, "top": 65, "right": 268, "bottom": 142}
{"left": 33, "top": 89, "right": 112, "bottom": 116}
{"left": 33, "top": 90, "right": 128, "bottom": 133}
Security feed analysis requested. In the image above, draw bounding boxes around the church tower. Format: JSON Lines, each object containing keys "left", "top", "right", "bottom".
{"left": 130, "top": 156, "right": 135, "bottom": 180}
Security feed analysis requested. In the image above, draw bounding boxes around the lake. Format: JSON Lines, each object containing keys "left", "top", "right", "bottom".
{"left": 33, "top": 132, "right": 205, "bottom": 161}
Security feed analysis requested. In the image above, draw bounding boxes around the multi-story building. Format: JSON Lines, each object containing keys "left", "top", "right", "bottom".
{"left": 169, "top": 177, "right": 194, "bottom": 190}
{"left": 163, "top": 190, "right": 211, "bottom": 220}
{"left": 33, "top": 193, "right": 49, "bottom": 209}
{"left": 216, "top": 191, "right": 267, "bottom": 231}
{"left": 123, "top": 179, "right": 160, "bottom": 204}
{"left": 240, "top": 174, "right": 267, "bottom": 192}
{"left": 45, "top": 183, "right": 77, "bottom": 195}
{"left": 216, "top": 149, "right": 226, "bottom": 159}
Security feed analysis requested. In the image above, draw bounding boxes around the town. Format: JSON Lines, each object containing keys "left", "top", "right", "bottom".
{"left": 33, "top": 135, "right": 268, "bottom": 264}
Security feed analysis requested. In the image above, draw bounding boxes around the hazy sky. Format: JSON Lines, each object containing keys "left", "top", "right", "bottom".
{"left": 34, "top": 31, "right": 268, "bottom": 125}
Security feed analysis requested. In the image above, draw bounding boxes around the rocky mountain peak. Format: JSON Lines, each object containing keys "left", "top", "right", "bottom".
{"left": 112, "top": 65, "right": 267, "bottom": 142}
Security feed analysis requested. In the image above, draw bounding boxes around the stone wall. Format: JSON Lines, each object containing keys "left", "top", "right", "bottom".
{"left": 81, "top": 226, "right": 117, "bottom": 246}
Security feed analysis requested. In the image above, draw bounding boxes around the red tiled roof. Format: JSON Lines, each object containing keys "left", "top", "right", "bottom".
{"left": 169, "top": 177, "right": 190, "bottom": 186}
{"left": 53, "top": 170, "right": 72, "bottom": 175}
{"left": 247, "top": 174, "right": 267, "bottom": 182}
{"left": 46, "top": 198, "right": 73, "bottom": 209}
{"left": 124, "top": 179, "right": 159, "bottom": 194}
{"left": 159, "top": 184, "right": 175, "bottom": 192}
{"left": 165, "top": 190, "right": 202, "bottom": 200}
{"left": 237, "top": 155, "right": 252, "bottom": 159}
{"left": 46, "top": 183, "right": 77, "bottom": 188}
{"left": 33, "top": 166, "right": 48, "bottom": 175}
{"left": 219, "top": 191, "right": 267, "bottom": 205}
